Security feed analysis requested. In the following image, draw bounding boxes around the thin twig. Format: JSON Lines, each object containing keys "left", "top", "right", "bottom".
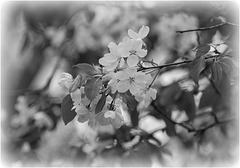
{"left": 176, "top": 22, "right": 239, "bottom": 34}
{"left": 148, "top": 68, "right": 161, "bottom": 88}
{"left": 151, "top": 102, "right": 194, "bottom": 131}
{"left": 139, "top": 55, "right": 218, "bottom": 71}
{"left": 151, "top": 101, "right": 235, "bottom": 134}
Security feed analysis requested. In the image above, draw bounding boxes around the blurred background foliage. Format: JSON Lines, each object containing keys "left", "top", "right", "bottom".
{"left": 1, "top": 1, "right": 239, "bottom": 167}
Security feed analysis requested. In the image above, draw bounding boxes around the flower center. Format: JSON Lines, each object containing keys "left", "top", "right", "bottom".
{"left": 129, "top": 50, "right": 136, "bottom": 55}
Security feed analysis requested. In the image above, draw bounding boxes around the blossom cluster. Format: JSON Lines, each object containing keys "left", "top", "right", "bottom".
{"left": 101, "top": 25, "right": 157, "bottom": 106}
{"left": 58, "top": 25, "right": 157, "bottom": 128}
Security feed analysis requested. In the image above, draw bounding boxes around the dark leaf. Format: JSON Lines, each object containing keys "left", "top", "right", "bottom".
{"left": 61, "top": 94, "right": 76, "bottom": 125}
{"left": 199, "top": 85, "right": 218, "bottom": 109}
{"left": 95, "top": 93, "right": 107, "bottom": 114}
{"left": 84, "top": 77, "right": 102, "bottom": 101}
{"left": 211, "top": 61, "right": 223, "bottom": 89}
{"left": 73, "top": 63, "right": 98, "bottom": 77}
{"left": 195, "top": 44, "right": 211, "bottom": 58}
{"left": 176, "top": 91, "right": 196, "bottom": 121}
{"left": 189, "top": 55, "right": 206, "bottom": 85}
{"left": 199, "top": 73, "right": 232, "bottom": 110}
{"left": 218, "top": 57, "right": 234, "bottom": 76}
{"left": 121, "top": 91, "right": 138, "bottom": 112}
{"left": 120, "top": 91, "right": 139, "bottom": 127}
{"left": 116, "top": 125, "right": 132, "bottom": 143}
{"left": 158, "top": 83, "right": 182, "bottom": 107}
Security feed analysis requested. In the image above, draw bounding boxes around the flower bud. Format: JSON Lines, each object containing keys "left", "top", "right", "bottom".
{"left": 68, "top": 75, "right": 82, "bottom": 92}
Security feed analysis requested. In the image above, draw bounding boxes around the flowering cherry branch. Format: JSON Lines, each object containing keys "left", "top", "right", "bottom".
{"left": 176, "top": 21, "right": 239, "bottom": 34}
{"left": 58, "top": 24, "right": 235, "bottom": 131}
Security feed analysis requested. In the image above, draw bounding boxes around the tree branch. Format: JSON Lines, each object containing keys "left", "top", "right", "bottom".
{"left": 176, "top": 22, "right": 239, "bottom": 34}
{"left": 151, "top": 102, "right": 194, "bottom": 131}
{"left": 151, "top": 101, "right": 235, "bottom": 134}
{"left": 139, "top": 55, "right": 218, "bottom": 71}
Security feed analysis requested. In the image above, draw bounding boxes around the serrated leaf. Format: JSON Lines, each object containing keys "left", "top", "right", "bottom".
{"left": 195, "top": 44, "right": 211, "bottom": 58}
{"left": 73, "top": 63, "right": 98, "bottom": 77}
{"left": 189, "top": 56, "right": 206, "bottom": 85}
{"left": 211, "top": 61, "right": 223, "bottom": 89}
{"left": 61, "top": 94, "right": 76, "bottom": 125}
{"left": 218, "top": 57, "right": 234, "bottom": 75}
{"left": 176, "top": 91, "right": 196, "bottom": 121}
{"left": 95, "top": 93, "right": 107, "bottom": 114}
{"left": 84, "top": 77, "right": 102, "bottom": 101}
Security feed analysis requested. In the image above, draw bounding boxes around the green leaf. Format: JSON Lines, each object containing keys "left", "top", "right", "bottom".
{"left": 211, "top": 61, "right": 223, "bottom": 89}
{"left": 73, "top": 63, "right": 98, "bottom": 77}
{"left": 95, "top": 93, "right": 107, "bottom": 114}
{"left": 199, "top": 73, "right": 232, "bottom": 110}
{"left": 77, "top": 113, "right": 90, "bottom": 123}
{"left": 189, "top": 55, "right": 206, "bottom": 85}
{"left": 176, "top": 91, "right": 196, "bottom": 121}
{"left": 95, "top": 111, "right": 110, "bottom": 126}
{"left": 120, "top": 91, "right": 139, "bottom": 127}
{"left": 195, "top": 44, "right": 211, "bottom": 58}
{"left": 158, "top": 83, "right": 182, "bottom": 107}
{"left": 84, "top": 77, "right": 102, "bottom": 101}
{"left": 61, "top": 94, "right": 76, "bottom": 125}
{"left": 218, "top": 57, "right": 234, "bottom": 75}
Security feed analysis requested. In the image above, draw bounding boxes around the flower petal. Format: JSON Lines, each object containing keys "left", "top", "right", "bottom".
{"left": 139, "top": 25, "right": 150, "bottom": 39}
{"left": 118, "top": 43, "right": 130, "bottom": 57}
{"left": 132, "top": 39, "right": 142, "bottom": 51}
{"left": 108, "top": 42, "right": 118, "bottom": 55}
{"left": 70, "top": 89, "right": 81, "bottom": 103}
{"left": 123, "top": 36, "right": 131, "bottom": 43}
{"left": 58, "top": 73, "right": 74, "bottom": 89}
{"left": 129, "top": 84, "right": 138, "bottom": 95}
{"left": 105, "top": 61, "right": 118, "bottom": 71}
{"left": 104, "top": 53, "right": 118, "bottom": 62}
{"left": 104, "top": 110, "right": 116, "bottom": 119}
{"left": 99, "top": 57, "right": 111, "bottom": 66}
{"left": 111, "top": 112, "right": 124, "bottom": 128}
{"left": 126, "top": 67, "right": 137, "bottom": 76}
{"left": 128, "top": 29, "right": 139, "bottom": 39}
{"left": 149, "top": 88, "right": 157, "bottom": 100}
{"left": 136, "top": 49, "right": 147, "bottom": 58}
{"left": 127, "top": 55, "right": 139, "bottom": 67}
{"left": 116, "top": 71, "right": 129, "bottom": 80}
{"left": 116, "top": 81, "right": 129, "bottom": 93}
